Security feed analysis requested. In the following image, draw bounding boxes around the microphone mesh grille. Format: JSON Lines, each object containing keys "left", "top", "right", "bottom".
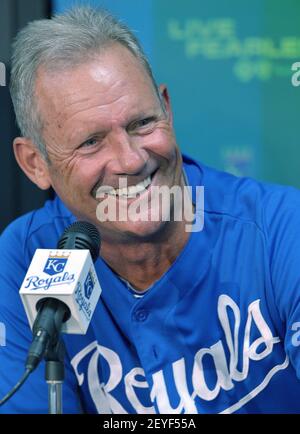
{"left": 57, "top": 221, "right": 101, "bottom": 262}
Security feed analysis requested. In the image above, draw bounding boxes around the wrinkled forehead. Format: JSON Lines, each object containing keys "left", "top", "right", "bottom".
{"left": 33, "top": 44, "right": 158, "bottom": 124}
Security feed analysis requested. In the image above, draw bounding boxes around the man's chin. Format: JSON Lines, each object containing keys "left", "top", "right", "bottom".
{"left": 101, "top": 219, "right": 171, "bottom": 243}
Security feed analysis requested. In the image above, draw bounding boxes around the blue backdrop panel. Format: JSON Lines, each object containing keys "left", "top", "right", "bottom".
{"left": 52, "top": 0, "right": 300, "bottom": 188}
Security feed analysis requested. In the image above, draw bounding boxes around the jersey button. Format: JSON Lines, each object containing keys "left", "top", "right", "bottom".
{"left": 133, "top": 309, "right": 148, "bottom": 322}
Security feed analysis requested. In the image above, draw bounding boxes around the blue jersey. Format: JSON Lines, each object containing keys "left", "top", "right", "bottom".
{"left": 0, "top": 154, "right": 300, "bottom": 414}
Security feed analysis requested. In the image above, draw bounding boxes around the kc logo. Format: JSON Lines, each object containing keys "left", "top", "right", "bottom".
{"left": 43, "top": 252, "right": 69, "bottom": 276}
{"left": 84, "top": 271, "right": 95, "bottom": 299}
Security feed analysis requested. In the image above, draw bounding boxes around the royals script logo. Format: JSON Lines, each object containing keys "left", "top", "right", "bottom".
{"left": 71, "top": 295, "right": 289, "bottom": 414}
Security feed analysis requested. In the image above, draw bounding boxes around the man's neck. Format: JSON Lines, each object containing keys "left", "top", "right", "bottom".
{"left": 101, "top": 218, "right": 191, "bottom": 291}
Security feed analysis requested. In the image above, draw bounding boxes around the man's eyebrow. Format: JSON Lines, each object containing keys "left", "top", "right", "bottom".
{"left": 68, "top": 108, "right": 162, "bottom": 144}
{"left": 126, "top": 108, "right": 163, "bottom": 123}
{"left": 126, "top": 112, "right": 155, "bottom": 123}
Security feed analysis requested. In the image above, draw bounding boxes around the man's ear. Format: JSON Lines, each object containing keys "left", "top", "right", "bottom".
{"left": 13, "top": 137, "right": 51, "bottom": 190}
{"left": 158, "top": 84, "right": 173, "bottom": 126}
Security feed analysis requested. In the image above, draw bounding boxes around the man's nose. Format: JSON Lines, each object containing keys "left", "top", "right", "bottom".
{"left": 110, "top": 131, "right": 148, "bottom": 175}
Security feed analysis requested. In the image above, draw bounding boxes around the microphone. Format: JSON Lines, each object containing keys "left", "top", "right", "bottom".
{"left": 19, "top": 221, "right": 102, "bottom": 372}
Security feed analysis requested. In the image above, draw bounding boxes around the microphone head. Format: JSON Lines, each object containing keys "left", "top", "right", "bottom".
{"left": 57, "top": 221, "right": 101, "bottom": 262}
{"left": 20, "top": 221, "right": 103, "bottom": 335}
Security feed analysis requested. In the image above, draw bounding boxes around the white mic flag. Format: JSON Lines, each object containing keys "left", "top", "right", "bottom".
{"left": 20, "top": 249, "right": 102, "bottom": 334}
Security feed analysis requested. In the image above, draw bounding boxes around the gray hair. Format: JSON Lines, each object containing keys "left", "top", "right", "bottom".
{"left": 10, "top": 6, "right": 158, "bottom": 159}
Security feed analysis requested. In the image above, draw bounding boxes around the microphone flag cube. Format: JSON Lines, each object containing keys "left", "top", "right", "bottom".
{"left": 20, "top": 249, "right": 102, "bottom": 334}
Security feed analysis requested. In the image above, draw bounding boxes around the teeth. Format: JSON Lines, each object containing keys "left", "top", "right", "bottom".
{"left": 108, "top": 175, "right": 152, "bottom": 198}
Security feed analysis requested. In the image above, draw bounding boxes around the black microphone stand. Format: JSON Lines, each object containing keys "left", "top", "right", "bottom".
{"left": 44, "top": 339, "right": 65, "bottom": 414}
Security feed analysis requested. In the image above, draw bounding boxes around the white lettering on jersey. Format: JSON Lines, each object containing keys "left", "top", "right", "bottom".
{"left": 70, "top": 296, "right": 288, "bottom": 413}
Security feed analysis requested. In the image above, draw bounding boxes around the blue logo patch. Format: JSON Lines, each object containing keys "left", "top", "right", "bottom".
{"left": 44, "top": 253, "right": 69, "bottom": 276}
{"left": 84, "top": 271, "right": 95, "bottom": 299}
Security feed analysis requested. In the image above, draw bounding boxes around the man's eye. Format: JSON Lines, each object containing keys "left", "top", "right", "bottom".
{"left": 129, "top": 117, "right": 156, "bottom": 132}
{"left": 77, "top": 137, "right": 103, "bottom": 153}
{"left": 137, "top": 118, "right": 153, "bottom": 127}
{"left": 81, "top": 138, "right": 98, "bottom": 148}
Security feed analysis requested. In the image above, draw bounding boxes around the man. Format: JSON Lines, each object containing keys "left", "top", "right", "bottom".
{"left": 0, "top": 6, "right": 300, "bottom": 414}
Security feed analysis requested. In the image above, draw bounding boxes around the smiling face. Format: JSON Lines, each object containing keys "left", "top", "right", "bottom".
{"left": 30, "top": 44, "right": 183, "bottom": 243}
